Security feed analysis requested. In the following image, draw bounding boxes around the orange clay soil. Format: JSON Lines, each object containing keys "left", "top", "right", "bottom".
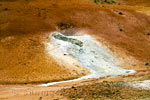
{"left": 0, "top": 0, "right": 150, "bottom": 84}
{"left": 122, "top": 0, "right": 150, "bottom": 6}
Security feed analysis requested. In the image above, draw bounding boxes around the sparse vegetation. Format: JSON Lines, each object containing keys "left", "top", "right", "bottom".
{"left": 120, "top": 28, "right": 123, "bottom": 32}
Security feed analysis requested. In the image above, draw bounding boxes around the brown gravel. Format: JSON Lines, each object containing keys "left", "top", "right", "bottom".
{"left": 61, "top": 81, "right": 150, "bottom": 100}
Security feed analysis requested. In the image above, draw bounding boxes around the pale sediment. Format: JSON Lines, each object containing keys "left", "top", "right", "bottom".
{"left": 41, "top": 32, "right": 136, "bottom": 86}
{"left": 127, "top": 80, "right": 150, "bottom": 90}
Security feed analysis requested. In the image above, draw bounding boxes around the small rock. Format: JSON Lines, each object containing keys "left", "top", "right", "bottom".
{"left": 4, "top": 8, "right": 8, "bottom": 11}
{"left": 118, "top": 12, "right": 123, "bottom": 15}
{"left": 39, "top": 97, "right": 42, "bottom": 100}
{"left": 38, "top": 12, "right": 41, "bottom": 17}
{"left": 72, "top": 86, "right": 77, "bottom": 91}
{"left": 24, "top": 83, "right": 27, "bottom": 85}
{"left": 72, "top": 86, "right": 75, "bottom": 88}
{"left": 126, "top": 71, "right": 130, "bottom": 73}
{"left": 24, "top": 63, "right": 27, "bottom": 65}
{"left": 53, "top": 33, "right": 83, "bottom": 47}
{"left": 57, "top": 23, "right": 75, "bottom": 30}
{"left": 146, "top": 32, "right": 150, "bottom": 36}
{"left": 145, "top": 63, "right": 150, "bottom": 66}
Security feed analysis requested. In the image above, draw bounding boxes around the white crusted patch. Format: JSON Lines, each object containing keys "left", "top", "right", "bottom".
{"left": 127, "top": 80, "right": 150, "bottom": 90}
{"left": 41, "top": 32, "right": 135, "bottom": 86}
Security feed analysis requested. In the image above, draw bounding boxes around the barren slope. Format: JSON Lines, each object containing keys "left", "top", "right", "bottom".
{"left": 0, "top": 0, "right": 150, "bottom": 84}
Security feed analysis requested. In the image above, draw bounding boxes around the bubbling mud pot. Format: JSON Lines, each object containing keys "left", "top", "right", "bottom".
{"left": 41, "top": 31, "right": 136, "bottom": 86}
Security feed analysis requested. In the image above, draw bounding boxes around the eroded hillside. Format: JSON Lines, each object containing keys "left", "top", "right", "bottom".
{"left": 0, "top": 0, "right": 150, "bottom": 84}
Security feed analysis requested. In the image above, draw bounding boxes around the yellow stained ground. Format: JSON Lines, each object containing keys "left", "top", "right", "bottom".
{"left": 0, "top": 0, "right": 150, "bottom": 85}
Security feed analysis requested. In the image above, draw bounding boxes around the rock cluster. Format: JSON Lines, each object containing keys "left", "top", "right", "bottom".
{"left": 53, "top": 33, "right": 83, "bottom": 47}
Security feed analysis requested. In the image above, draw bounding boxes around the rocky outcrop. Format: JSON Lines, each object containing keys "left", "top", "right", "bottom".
{"left": 53, "top": 33, "right": 83, "bottom": 47}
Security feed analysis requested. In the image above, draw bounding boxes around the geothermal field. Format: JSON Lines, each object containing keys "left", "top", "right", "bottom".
{"left": 0, "top": 0, "right": 150, "bottom": 100}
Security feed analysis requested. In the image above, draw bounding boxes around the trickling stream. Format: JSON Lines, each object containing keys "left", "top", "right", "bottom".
{"left": 41, "top": 32, "right": 135, "bottom": 86}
